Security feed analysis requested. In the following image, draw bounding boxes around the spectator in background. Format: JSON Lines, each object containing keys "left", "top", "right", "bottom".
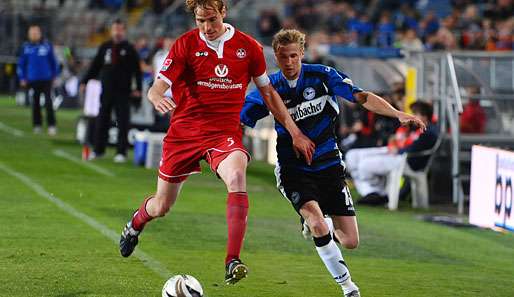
{"left": 419, "top": 11, "right": 440, "bottom": 40}
{"left": 376, "top": 12, "right": 395, "bottom": 48}
{"left": 270, "top": 0, "right": 509, "bottom": 52}
{"left": 135, "top": 35, "right": 153, "bottom": 83}
{"left": 356, "top": 14, "right": 374, "bottom": 46}
{"left": 81, "top": 19, "right": 142, "bottom": 163}
{"left": 305, "top": 42, "right": 335, "bottom": 67}
{"left": 436, "top": 26, "right": 458, "bottom": 50}
{"left": 296, "top": 5, "right": 318, "bottom": 32}
{"left": 325, "top": 2, "right": 346, "bottom": 34}
{"left": 461, "top": 23, "right": 487, "bottom": 50}
{"left": 484, "top": 0, "right": 514, "bottom": 21}
{"left": 339, "top": 104, "right": 379, "bottom": 151}
{"left": 424, "top": 33, "right": 445, "bottom": 51}
{"left": 495, "top": 27, "right": 514, "bottom": 51}
{"left": 151, "top": 35, "right": 174, "bottom": 98}
{"left": 458, "top": 4, "right": 481, "bottom": 30}
{"left": 398, "top": 28, "right": 423, "bottom": 51}
{"left": 346, "top": 101, "right": 438, "bottom": 205}
{"left": 460, "top": 86, "right": 486, "bottom": 134}
{"left": 17, "top": 25, "right": 59, "bottom": 135}
{"left": 373, "top": 94, "right": 401, "bottom": 146}
{"left": 257, "top": 9, "right": 281, "bottom": 45}
{"left": 341, "top": 92, "right": 401, "bottom": 151}
{"left": 395, "top": 3, "right": 419, "bottom": 31}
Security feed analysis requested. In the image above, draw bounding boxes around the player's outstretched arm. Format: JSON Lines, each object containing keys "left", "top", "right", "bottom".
{"left": 147, "top": 79, "right": 176, "bottom": 114}
{"left": 355, "top": 91, "right": 426, "bottom": 131}
{"left": 257, "top": 84, "right": 315, "bottom": 164}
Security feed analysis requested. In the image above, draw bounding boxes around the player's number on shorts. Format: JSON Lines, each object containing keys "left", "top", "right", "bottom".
{"left": 343, "top": 187, "right": 354, "bottom": 206}
{"left": 227, "top": 137, "right": 234, "bottom": 147}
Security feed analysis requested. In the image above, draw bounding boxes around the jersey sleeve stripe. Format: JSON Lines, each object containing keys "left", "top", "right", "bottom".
{"left": 253, "top": 73, "right": 270, "bottom": 87}
{"left": 157, "top": 74, "right": 172, "bottom": 87}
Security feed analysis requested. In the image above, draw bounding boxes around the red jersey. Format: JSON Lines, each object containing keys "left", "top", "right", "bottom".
{"left": 158, "top": 24, "right": 267, "bottom": 139}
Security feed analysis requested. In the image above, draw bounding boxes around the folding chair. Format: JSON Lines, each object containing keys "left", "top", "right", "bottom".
{"left": 387, "top": 136, "right": 442, "bottom": 210}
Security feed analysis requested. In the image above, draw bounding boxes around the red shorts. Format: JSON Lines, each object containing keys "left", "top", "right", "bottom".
{"left": 158, "top": 134, "right": 250, "bottom": 183}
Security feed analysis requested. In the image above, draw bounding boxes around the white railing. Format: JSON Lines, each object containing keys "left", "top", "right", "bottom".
{"left": 445, "top": 53, "right": 464, "bottom": 214}
{"left": 408, "top": 51, "right": 514, "bottom": 214}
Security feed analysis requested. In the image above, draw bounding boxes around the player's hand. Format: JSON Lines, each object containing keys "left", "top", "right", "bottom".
{"left": 151, "top": 96, "right": 176, "bottom": 114}
{"left": 398, "top": 112, "right": 426, "bottom": 131}
{"left": 292, "top": 132, "right": 315, "bottom": 165}
{"left": 79, "top": 83, "right": 86, "bottom": 94}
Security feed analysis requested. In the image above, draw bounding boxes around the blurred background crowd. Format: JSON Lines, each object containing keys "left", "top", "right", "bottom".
{"left": 0, "top": 0, "right": 513, "bottom": 205}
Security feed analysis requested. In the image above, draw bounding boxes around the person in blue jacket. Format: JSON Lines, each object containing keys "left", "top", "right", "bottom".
{"left": 240, "top": 29, "right": 425, "bottom": 297}
{"left": 17, "top": 25, "right": 59, "bottom": 135}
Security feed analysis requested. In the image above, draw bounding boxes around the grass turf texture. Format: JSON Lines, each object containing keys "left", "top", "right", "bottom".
{"left": 0, "top": 96, "right": 513, "bottom": 297}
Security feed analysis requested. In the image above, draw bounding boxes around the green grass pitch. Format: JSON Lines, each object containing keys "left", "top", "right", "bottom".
{"left": 0, "top": 96, "right": 513, "bottom": 297}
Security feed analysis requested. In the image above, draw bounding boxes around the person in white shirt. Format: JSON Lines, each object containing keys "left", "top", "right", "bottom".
{"left": 152, "top": 36, "right": 175, "bottom": 98}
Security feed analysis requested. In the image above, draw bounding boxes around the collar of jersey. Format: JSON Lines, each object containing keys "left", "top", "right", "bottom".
{"left": 199, "top": 23, "right": 235, "bottom": 59}
{"left": 280, "top": 64, "right": 305, "bottom": 89}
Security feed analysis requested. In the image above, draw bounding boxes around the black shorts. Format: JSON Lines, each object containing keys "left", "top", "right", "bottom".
{"left": 274, "top": 164, "right": 356, "bottom": 216}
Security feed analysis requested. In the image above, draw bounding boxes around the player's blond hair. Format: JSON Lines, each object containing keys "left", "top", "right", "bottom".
{"left": 185, "top": 0, "right": 226, "bottom": 14}
{"left": 272, "top": 29, "right": 306, "bottom": 52}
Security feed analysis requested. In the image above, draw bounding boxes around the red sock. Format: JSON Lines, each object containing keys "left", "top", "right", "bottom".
{"left": 225, "top": 192, "right": 249, "bottom": 265}
{"left": 131, "top": 196, "right": 154, "bottom": 231}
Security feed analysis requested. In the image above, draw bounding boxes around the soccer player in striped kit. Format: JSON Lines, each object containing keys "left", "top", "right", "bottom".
{"left": 241, "top": 29, "right": 425, "bottom": 296}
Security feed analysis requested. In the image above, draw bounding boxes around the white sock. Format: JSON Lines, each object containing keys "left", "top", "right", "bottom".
{"left": 314, "top": 234, "right": 358, "bottom": 294}
{"left": 324, "top": 216, "right": 334, "bottom": 233}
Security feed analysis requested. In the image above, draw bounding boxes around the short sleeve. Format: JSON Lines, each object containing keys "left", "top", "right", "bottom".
{"left": 158, "top": 37, "right": 187, "bottom": 86}
{"left": 326, "top": 67, "right": 363, "bottom": 103}
{"left": 249, "top": 39, "right": 267, "bottom": 79}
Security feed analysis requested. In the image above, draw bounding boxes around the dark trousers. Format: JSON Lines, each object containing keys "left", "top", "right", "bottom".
{"left": 29, "top": 80, "right": 56, "bottom": 127}
{"left": 94, "top": 90, "right": 130, "bottom": 156}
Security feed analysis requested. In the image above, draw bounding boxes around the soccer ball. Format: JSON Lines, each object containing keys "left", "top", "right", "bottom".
{"left": 162, "top": 275, "right": 204, "bottom": 297}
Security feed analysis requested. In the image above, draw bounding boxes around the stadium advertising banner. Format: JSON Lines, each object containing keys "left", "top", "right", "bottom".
{"left": 470, "top": 145, "right": 514, "bottom": 232}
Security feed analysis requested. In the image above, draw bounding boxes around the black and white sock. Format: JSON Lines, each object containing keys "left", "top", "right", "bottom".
{"left": 313, "top": 233, "right": 358, "bottom": 294}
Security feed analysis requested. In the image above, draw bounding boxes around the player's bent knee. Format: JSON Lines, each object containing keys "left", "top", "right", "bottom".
{"left": 345, "top": 238, "right": 359, "bottom": 249}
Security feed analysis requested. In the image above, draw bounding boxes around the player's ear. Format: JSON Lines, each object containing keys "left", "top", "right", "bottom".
{"left": 221, "top": 7, "right": 227, "bottom": 19}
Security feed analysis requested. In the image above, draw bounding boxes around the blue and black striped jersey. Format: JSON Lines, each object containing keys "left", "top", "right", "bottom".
{"left": 241, "top": 63, "right": 363, "bottom": 172}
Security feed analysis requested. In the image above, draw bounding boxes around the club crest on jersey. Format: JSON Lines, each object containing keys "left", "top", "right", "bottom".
{"left": 303, "top": 87, "right": 316, "bottom": 100}
{"left": 215, "top": 64, "right": 229, "bottom": 78}
{"left": 195, "top": 51, "right": 208, "bottom": 57}
{"left": 236, "top": 48, "right": 246, "bottom": 58}
{"left": 161, "top": 58, "right": 172, "bottom": 71}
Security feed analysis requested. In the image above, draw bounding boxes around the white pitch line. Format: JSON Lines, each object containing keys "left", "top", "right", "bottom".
{"left": 53, "top": 149, "right": 115, "bottom": 177}
{"left": 0, "top": 162, "right": 172, "bottom": 279}
{"left": 0, "top": 121, "right": 25, "bottom": 137}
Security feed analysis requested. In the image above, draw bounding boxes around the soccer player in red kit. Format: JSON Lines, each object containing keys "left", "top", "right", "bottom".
{"left": 119, "top": 0, "right": 315, "bottom": 285}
